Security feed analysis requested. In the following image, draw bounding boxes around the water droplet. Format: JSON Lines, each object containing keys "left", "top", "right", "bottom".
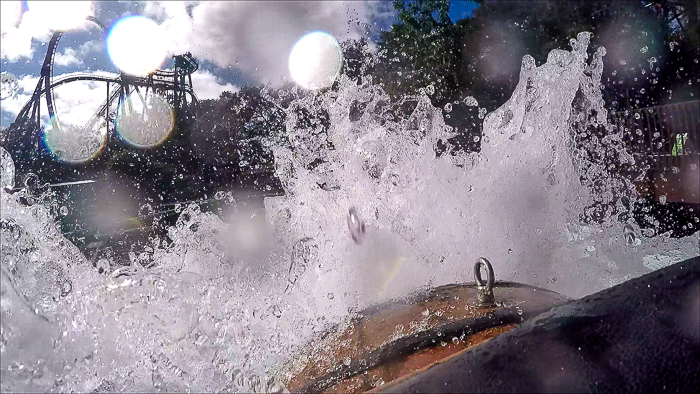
{"left": 59, "top": 206, "right": 68, "bottom": 216}
{"left": 482, "top": 136, "right": 490, "bottom": 143}
{"left": 452, "top": 337, "right": 459, "bottom": 344}
{"left": 473, "top": 135, "right": 480, "bottom": 142}
{"left": 214, "top": 191, "right": 225, "bottom": 200}
{"left": 347, "top": 207, "right": 366, "bottom": 244}
{"left": 640, "top": 46, "right": 648, "bottom": 53}
{"left": 634, "top": 113, "right": 641, "bottom": 120}
{"left": 96, "top": 258, "right": 110, "bottom": 274}
{"left": 623, "top": 224, "right": 639, "bottom": 246}
{"left": 138, "top": 203, "right": 154, "bottom": 218}
{"left": 463, "top": 96, "right": 478, "bottom": 106}
{"left": 225, "top": 192, "right": 235, "bottom": 204}
{"left": 327, "top": 292, "right": 334, "bottom": 299}
{"left": 659, "top": 195, "right": 667, "bottom": 205}
{"left": 343, "top": 357, "right": 351, "bottom": 366}
{"left": 0, "top": 72, "right": 19, "bottom": 101}
{"left": 443, "top": 103, "right": 452, "bottom": 113}
{"left": 508, "top": 248, "right": 513, "bottom": 254}
{"left": 272, "top": 305, "right": 282, "bottom": 318}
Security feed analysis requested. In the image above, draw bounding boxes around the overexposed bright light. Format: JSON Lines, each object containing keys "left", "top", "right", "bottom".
{"left": 116, "top": 91, "right": 174, "bottom": 147}
{"left": 107, "top": 16, "right": 167, "bottom": 76}
{"left": 26, "top": 1, "right": 92, "bottom": 32}
{"left": 289, "top": 31, "right": 343, "bottom": 90}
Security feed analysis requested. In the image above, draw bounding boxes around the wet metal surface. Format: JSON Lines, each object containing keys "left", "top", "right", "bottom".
{"left": 285, "top": 281, "right": 569, "bottom": 393}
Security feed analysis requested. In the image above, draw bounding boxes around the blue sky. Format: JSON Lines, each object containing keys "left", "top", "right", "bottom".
{"left": 0, "top": 1, "right": 478, "bottom": 128}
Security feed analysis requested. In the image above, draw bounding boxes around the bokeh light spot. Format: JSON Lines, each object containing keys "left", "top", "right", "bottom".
{"left": 115, "top": 91, "right": 174, "bottom": 148}
{"left": 289, "top": 31, "right": 343, "bottom": 90}
{"left": 107, "top": 16, "right": 167, "bottom": 77}
{"left": 43, "top": 115, "right": 107, "bottom": 163}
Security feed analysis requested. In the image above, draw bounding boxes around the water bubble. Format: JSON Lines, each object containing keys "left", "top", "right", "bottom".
{"left": 508, "top": 248, "right": 513, "bottom": 254}
{"left": 225, "top": 192, "right": 235, "bottom": 204}
{"left": 0, "top": 72, "right": 19, "bottom": 101}
{"left": 463, "top": 96, "right": 479, "bottom": 106}
{"left": 443, "top": 103, "right": 452, "bottom": 113}
{"left": 272, "top": 305, "right": 282, "bottom": 318}
{"left": 623, "top": 224, "right": 639, "bottom": 246}
{"left": 452, "top": 337, "right": 459, "bottom": 344}
{"left": 59, "top": 206, "right": 68, "bottom": 216}
{"left": 95, "top": 258, "right": 111, "bottom": 274}
{"left": 482, "top": 136, "right": 490, "bottom": 143}
{"left": 343, "top": 357, "right": 351, "bottom": 366}
{"left": 214, "top": 191, "right": 225, "bottom": 200}
{"left": 347, "top": 207, "right": 366, "bottom": 244}
{"left": 138, "top": 203, "right": 154, "bottom": 218}
{"left": 640, "top": 46, "right": 648, "bottom": 53}
{"left": 327, "top": 292, "right": 334, "bottom": 299}
{"left": 634, "top": 113, "right": 641, "bottom": 120}
{"left": 473, "top": 136, "right": 480, "bottom": 142}
{"left": 659, "top": 195, "right": 667, "bottom": 205}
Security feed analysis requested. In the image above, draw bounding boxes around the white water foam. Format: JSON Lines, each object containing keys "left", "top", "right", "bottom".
{"left": 1, "top": 32, "right": 698, "bottom": 392}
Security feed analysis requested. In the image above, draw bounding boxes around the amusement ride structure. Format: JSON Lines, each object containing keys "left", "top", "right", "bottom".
{"left": 1, "top": 15, "right": 199, "bottom": 184}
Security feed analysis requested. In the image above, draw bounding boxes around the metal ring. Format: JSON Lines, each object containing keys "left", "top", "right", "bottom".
{"left": 474, "top": 257, "right": 494, "bottom": 291}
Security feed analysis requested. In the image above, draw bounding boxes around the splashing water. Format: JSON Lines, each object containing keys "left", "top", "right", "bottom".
{"left": 1, "top": 32, "right": 698, "bottom": 392}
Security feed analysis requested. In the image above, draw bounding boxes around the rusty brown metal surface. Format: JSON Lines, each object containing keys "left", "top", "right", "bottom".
{"left": 284, "top": 282, "right": 569, "bottom": 393}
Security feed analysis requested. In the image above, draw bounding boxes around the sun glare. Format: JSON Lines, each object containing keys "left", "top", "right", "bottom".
{"left": 288, "top": 31, "right": 343, "bottom": 90}
{"left": 107, "top": 16, "right": 168, "bottom": 77}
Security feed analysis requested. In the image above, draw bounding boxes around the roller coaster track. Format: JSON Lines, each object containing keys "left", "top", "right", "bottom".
{"left": 6, "top": 15, "right": 199, "bottom": 151}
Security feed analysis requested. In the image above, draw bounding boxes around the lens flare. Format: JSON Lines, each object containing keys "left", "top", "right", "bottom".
{"left": 26, "top": 1, "right": 92, "bottom": 32}
{"left": 43, "top": 115, "right": 107, "bottom": 163}
{"left": 289, "top": 31, "right": 343, "bottom": 90}
{"left": 107, "top": 16, "right": 167, "bottom": 76}
{"left": 115, "top": 91, "right": 174, "bottom": 148}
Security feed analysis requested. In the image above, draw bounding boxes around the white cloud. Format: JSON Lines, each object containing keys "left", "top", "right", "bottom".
{"left": 1, "top": 2, "right": 96, "bottom": 61}
{"left": 145, "top": 1, "right": 380, "bottom": 87}
{"left": 191, "top": 70, "right": 239, "bottom": 101}
{"left": 54, "top": 48, "right": 83, "bottom": 66}
{"left": 0, "top": 75, "right": 39, "bottom": 120}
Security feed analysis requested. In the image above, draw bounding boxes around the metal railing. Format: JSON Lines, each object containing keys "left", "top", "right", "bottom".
{"left": 612, "top": 100, "right": 699, "bottom": 173}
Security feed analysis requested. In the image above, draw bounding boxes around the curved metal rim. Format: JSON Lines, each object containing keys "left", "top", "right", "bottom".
{"left": 474, "top": 257, "right": 495, "bottom": 290}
